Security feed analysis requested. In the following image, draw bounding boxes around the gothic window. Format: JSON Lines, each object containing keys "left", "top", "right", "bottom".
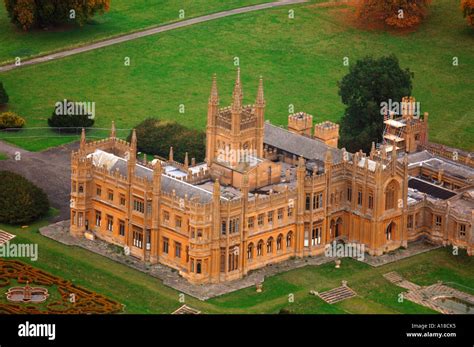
{"left": 277, "top": 208, "right": 284, "bottom": 221}
{"left": 267, "top": 211, "right": 274, "bottom": 224}
{"left": 435, "top": 215, "right": 442, "bottom": 227}
{"left": 133, "top": 227, "right": 143, "bottom": 249}
{"left": 78, "top": 184, "right": 84, "bottom": 194}
{"left": 162, "top": 237, "right": 169, "bottom": 254}
{"left": 347, "top": 187, "right": 352, "bottom": 202}
{"left": 248, "top": 217, "right": 255, "bottom": 229}
{"left": 277, "top": 234, "right": 283, "bottom": 251}
{"left": 267, "top": 238, "right": 273, "bottom": 254}
{"left": 133, "top": 199, "right": 144, "bottom": 213}
{"left": 196, "top": 260, "right": 202, "bottom": 274}
{"left": 257, "top": 240, "right": 264, "bottom": 256}
{"left": 385, "top": 181, "right": 398, "bottom": 210}
{"left": 459, "top": 224, "right": 466, "bottom": 239}
{"left": 257, "top": 214, "right": 264, "bottom": 227}
{"left": 358, "top": 191, "right": 363, "bottom": 206}
{"left": 407, "top": 215, "right": 413, "bottom": 229}
{"left": 120, "top": 194, "right": 126, "bottom": 206}
{"left": 119, "top": 220, "right": 125, "bottom": 236}
{"left": 312, "top": 225, "right": 321, "bottom": 246}
{"left": 175, "top": 242, "right": 182, "bottom": 258}
{"left": 95, "top": 211, "right": 101, "bottom": 227}
{"left": 108, "top": 190, "right": 114, "bottom": 201}
{"left": 221, "top": 220, "right": 227, "bottom": 235}
{"left": 368, "top": 193, "right": 374, "bottom": 210}
{"left": 107, "top": 215, "right": 113, "bottom": 232}
{"left": 306, "top": 194, "right": 311, "bottom": 210}
{"left": 247, "top": 243, "right": 254, "bottom": 259}
{"left": 286, "top": 231, "right": 293, "bottom": 248}
{"left": 96, "top": 185, "right": 101, "bottom": 197}
{"left": 175, "top": 216, "right": 182, "bottom": 229}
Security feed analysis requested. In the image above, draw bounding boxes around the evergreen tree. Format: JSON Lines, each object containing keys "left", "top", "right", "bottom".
{"left": 338, "top": 55, "right": 413, "bottom": 153}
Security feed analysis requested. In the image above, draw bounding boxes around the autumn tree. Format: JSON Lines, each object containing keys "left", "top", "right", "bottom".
{"left": 356, "top": 0, "right": 432, "bottom": 29}
{"left": 3, "top": 0, "right": 110, "bottom": 31}
{"left": 462, "top": 0, "right": 474, "bottom": 26}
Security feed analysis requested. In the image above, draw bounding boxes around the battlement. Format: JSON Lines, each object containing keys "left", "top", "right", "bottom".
{"left": 313, "top": 121, "right": 339, "bottom": 148}
{"left": 288, "top": 112, "right": 313, "bottom": 137}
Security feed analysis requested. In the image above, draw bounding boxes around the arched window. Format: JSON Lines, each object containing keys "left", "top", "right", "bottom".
{"left": 267, "top": 237, "right": 273, "bottom": 254}
{"left": 247, "top": 243, "right": 254, "bottom": 259}
{"left": 257, "top": 240, "right": 264, "bottom": 256}
{"left": 386, "top": 222, "right": 394, "bottom": 241}
{"left": 277, "top": 234, "right": 283, "bottom": 250}
{"left": 196, "top": 261, "right": 202, "bottom": 274}
{"left": 385, "top": 181, "right": 398, "bottom": 210}
{"left": 286, "top": 231, "right": 293, "bottom": 248}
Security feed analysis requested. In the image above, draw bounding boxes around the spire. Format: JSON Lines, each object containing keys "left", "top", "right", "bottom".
{"left": 169, "top": 146, "right": 174, "bottom": 162}
{"left": 130, "top": 129, "right": 137, "bottom": 150}
{"left": 256, "top": 76, "right": 265, "bottom": 106}
{"left": 80, "top": 128, "right": 86, "bottom": 150}
{"left": 110, "top": 121, "right": 116, "bottom": 138}
{"left": 232, "top": 67, "right": 243, "bottom": 111}
{"left": 209, "top": 74, "right": 219, "bottom": 105}
{"left": 153, "top": 160, "right": 162, "bottom": 176}
{"left": 184, "top": 152, "right": 189, "bottom": 169}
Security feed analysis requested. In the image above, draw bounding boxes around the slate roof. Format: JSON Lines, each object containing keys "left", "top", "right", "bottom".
{"left": 408, "top": 177, "right": 456, "bottom": 200}
{"left": 263, "top": 122, "right": 343, "bottom": 164}
{"left": 90, "top": 150, "right": 213, "bottom": 203}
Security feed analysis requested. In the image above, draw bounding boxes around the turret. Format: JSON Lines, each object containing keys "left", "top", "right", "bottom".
{"left": 231, "top": 68, "right": 243, "bottom": 135}
{"left": 288, "top": 112, "right": 312, "bottom": 137}
{"left": 314, "top": 121, "right": 339, "bottom": 148}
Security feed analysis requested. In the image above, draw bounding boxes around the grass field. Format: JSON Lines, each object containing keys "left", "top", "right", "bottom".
{"left": 0, "top": 0, "right": 472, "bottom": 152}
{"left": 0, "top": 0, "right": 272, "bottom": 65}
{"left": 2, "top": 213, "right": 474, "bottom": 314}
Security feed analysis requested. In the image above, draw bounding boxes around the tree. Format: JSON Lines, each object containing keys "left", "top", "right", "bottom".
{"left": 338, "top": 55, "right": 413, "bottom": 153}
{"left": 47, "top": 100, "right": 94, "bottom": 133}
{"left": 356, "top": 0, "right": 432, "bottom": 29}
{"left": 128, "top": 118, "right": 206, "bottom": 163}
{"left": 462, "top": 0, "right": 474, "bottom": 26}
{"left": 0, "top": 112, "right": 25, "bottom": 130}
{"left": 4, "top": 0, "right": 110, "bottom": 31}
{"left": 0, "top": 171, "right": 50, "bottom": 224}
{"left": 0, "top": 82, "right": 9, "bottom": 105}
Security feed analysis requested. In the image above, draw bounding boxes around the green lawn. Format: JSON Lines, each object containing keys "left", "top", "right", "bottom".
{"left": 0, "top": 152, "right": 7, "bottom": 160}
{"left": 0, "top": 0, "right": 272, "bottom": 65}
{"left": 2, "top": 214, "right": 474, "bottom": 314}
{"left": 0, "top": 0, "right": 472, "bottom": 152}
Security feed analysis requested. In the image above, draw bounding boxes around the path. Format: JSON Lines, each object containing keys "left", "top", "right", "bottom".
{"left": 0, "top": 0, "right": 307, "bottom": 73}
{"left": 0, "top": 140, "right": 76, "bottom": 221}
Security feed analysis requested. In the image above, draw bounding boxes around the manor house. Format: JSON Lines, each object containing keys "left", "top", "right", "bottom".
{"left": 69, "top": 69, "right": 474, "bottom": 284}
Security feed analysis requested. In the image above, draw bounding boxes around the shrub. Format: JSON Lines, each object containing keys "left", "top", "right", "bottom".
{"left": 47, "top": 100, "right": 94, "bottom": 133}
{"left": 0, "top": 171, "right": 50, "bottom": 224}
{"left": 4, "top": 0, "right": 110, "bottom": 31}
{"left": 128, "top": 118, "right": 206, "bottom": 163}
{"left": 0, "top": 82, "right": 9, "bottom": 105}
{"left": 0, "top": 112, "right": 26, "bottom": 130}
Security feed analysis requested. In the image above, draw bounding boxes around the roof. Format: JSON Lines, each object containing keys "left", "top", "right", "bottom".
{"left": 408, "top": 177, "right": 456, "bottom": 200}
{"left": 406, "top": 150, "right": 474, "bottom": 181}
{"left": 263, "top": 122, "right": 343, "bottom": 164}
{"left": 89, "top": 150, "right": 213, "bottom": 203}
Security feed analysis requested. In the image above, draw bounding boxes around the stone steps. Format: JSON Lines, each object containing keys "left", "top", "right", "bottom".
{"left": 319, "top": 286, "right": 356, "bottom": 304}
{"left": 0, "top": 230, "right": 15, "bottom": 245}
{"left": 383, "top": 271, "right": 404, "bottom": 284}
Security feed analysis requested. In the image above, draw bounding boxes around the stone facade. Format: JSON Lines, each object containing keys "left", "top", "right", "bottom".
{"left": 69, "top": 69, "right": 474, "bottom": 285}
